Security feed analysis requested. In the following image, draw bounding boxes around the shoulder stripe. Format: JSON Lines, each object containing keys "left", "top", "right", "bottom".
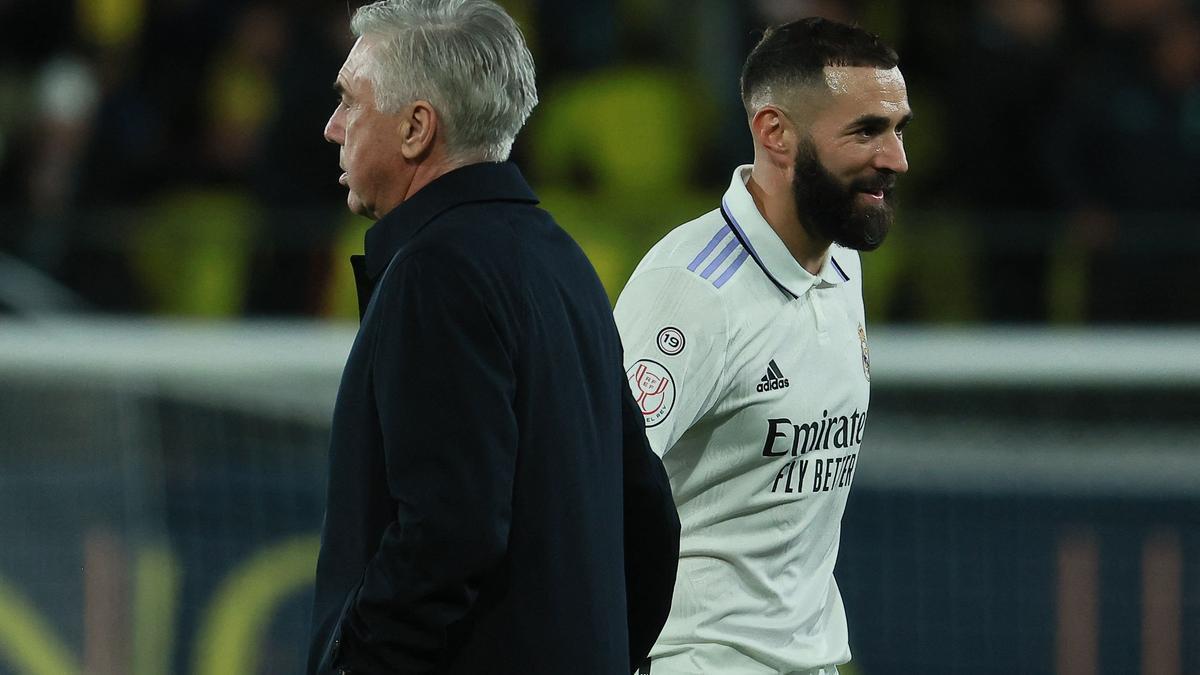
{"left": 699, "top": 237, "right": 741, "bottom": 280}
{"left": 719, "top": 200, "right": 797, "bottom": 300}
{"left": 682, "top": 215, "right": 755, "bottom": 290}
{"left": 712, "top": 249, "right": 749, "bottom": 288}
{"left": 687, "top": 226, "right": 732, "bottom": 273}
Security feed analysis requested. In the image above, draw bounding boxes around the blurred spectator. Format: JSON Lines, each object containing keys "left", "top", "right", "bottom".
{"left": 125, "top": 2, "right": 290, "bottom": 317}
{"left": 0, "top": 2, "right": 75, "bottom": 245}
{"left": 201, "top": 3, "right": 286, "bottom": 183}
{"left": 1, "top": 1, "right": 1199, "bottom": 322}
{"left": 28, "top": 53, "right": 100, "bottom": 226}
{"left": 1044, "top": 1, "right": 1200, "bottom": 322}
{"left": 19, "top": 48, "right": 115, "bottom": 307}
{"left": 0, "top": 1, "right": 67, "bottom": 212}
{"left": 948, "top": 0, "right": 1068, "bottom": 322}
{"left": 245, "top": 2, "right": 352, "bottom": 315}
{"left": 533, "top": 0, "right": 617, "bottom": 84}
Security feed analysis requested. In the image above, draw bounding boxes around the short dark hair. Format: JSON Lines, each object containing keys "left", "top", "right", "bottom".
{"left": 740, "top": 17, "right": 899, "bottom": 110}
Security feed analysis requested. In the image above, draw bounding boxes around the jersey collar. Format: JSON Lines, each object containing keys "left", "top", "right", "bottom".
{"left": 720, "top": 165, "right": 851, "bottom": 299}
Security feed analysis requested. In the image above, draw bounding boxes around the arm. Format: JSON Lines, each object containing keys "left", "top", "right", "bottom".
{"left": 334, "top": 251, "right": 517, "bottom": 673}
{"left": 613, "top": 267, "right": 728, "bottom": 455}
{"left": 614, "top": 266, "right": 726, "bottom": 668}
{"left": 620, "top": 376, "right": 681, "bottom": 669}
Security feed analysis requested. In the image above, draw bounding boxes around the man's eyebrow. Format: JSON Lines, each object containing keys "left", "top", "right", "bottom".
{"left": 843, "top": 111, "right": 914, "bottom": 132}
{"left": 333, "top": 81, "right": 347, "bottom": 97}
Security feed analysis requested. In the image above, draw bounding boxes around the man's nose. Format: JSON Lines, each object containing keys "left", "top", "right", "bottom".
{"left": 324, "top": 108, "right": 343, "bottom": 145}
{"left": 873, "top": 132, "right": 908, "bottom": 174}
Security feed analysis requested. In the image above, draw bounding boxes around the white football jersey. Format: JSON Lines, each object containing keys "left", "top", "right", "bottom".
{"left": 615, "top": 165, "right": 872, "bottom": 674}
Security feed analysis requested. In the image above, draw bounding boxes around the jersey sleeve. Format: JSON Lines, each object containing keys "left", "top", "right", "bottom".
{"left": 614, "top": 266, "right": 728, "bottom": 457}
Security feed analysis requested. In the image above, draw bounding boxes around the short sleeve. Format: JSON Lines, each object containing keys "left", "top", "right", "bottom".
{"left": 614, "top": 267, "right": 728, "bottom": 456}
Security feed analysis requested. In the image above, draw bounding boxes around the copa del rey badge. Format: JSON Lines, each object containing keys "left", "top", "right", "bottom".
{"left": 626, "top": 360, "right": 675, "bottom": 428}
{"left": 858, "top": 323, "right": 871, "bottom": 382}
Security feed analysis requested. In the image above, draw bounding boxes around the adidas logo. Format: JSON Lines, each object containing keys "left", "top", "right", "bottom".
{"left": 756, "top": 360, "right": 790, "bottom": 392}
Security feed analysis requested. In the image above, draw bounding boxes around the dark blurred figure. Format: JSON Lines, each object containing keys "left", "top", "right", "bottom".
{"left": 534, "top": 0, "right": 617, "bottom": 84}
{"left": 135, "top": 0, "right": 244, "bottom": 188}
{"left": 15, "top": 0, "right": 232, "bottom": 311}
{"left": 26, "top": 52, "right": 101, "bottom": 252}
{"left": 201, "top": 3, "right": 287, "bottom": 184}
{"left": 949, "top": 0, "right": 1067, "bottom": 322}
{"left": 1045, "top": 0, "right": 1200, "bottom": 322}
{"left": 16, "top": 12, "right": 150, "bottom": 310}
{"left": 0, "top": 2, "right": 75, "bottom": 211}
{"left": 245, "top": 2, "right": 351, "bottom": 315}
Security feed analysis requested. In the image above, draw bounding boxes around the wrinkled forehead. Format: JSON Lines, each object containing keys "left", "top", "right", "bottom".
{"left": 340, "top": 36, "right": 379, "bottom": 84}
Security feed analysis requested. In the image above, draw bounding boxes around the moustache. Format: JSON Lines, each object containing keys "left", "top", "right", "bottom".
{"left": 850, "top": 174, "right": 897, "bottom": 195}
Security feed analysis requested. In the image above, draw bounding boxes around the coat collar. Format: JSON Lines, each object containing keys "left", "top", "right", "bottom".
{"left": 362, "top": 161, "right": 539, "bottom": 279}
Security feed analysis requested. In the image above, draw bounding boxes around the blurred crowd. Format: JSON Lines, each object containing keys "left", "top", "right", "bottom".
{"left": 1, "top": 0, "right": 1198, "bottom": 322}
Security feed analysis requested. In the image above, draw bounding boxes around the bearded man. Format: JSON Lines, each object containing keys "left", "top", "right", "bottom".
{"left": 614, "top": 17, "right": 911, "bottom": 675}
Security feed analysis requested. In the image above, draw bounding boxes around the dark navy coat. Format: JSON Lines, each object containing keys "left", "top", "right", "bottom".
{"left": 308, "top": 161, "right": 679, "bottom": 675}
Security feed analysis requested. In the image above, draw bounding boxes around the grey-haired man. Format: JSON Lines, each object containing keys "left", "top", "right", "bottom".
{"left": 307, "top": 2, "right": 679, "bottom": 673}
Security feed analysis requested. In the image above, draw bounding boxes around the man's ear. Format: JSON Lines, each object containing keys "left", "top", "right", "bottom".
{"left": 750, "top": 106, "right": 795, "bottom": 170}
{"left": 399, "top": 100, "right": 438, "bottom": 160}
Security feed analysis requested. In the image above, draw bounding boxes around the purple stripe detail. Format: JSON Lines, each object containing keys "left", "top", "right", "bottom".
{"left": 720, "top": 200, "right": 797, "bottom": 299}
{"left": 699, "top": 238, "right": 741, "bottom": 279}
{"left": 720, "top": 198, "right": 764, "bottom": 263}
{"left": 712, "top": 249, "right": 750, "bottom": 288}
{"left": 687, "top": 227, "right": 731, "bottom": 273}
{"left": 830, "top": 256, "right": 850, "bottom": 282}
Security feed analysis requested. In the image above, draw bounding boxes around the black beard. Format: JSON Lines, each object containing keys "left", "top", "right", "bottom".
{"left": 791, "top": 138, "right": 896, "bottom": 252}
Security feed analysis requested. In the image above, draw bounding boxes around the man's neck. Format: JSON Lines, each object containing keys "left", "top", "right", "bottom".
{"left": 403, "top": 154, "right": 480, "bottom": 204}
{"left": 746, "top": 166, "right": 830, "bottom": 276}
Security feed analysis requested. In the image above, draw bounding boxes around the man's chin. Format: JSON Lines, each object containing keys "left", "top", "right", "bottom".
{"left": 848, "top": 233, "right": 887, "bottom": 252}
{"left": 347, "top": 193, "right": 376, "bottom": 220}
{"left": 836, "top": 210, "right": 891, "bottom": 251}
